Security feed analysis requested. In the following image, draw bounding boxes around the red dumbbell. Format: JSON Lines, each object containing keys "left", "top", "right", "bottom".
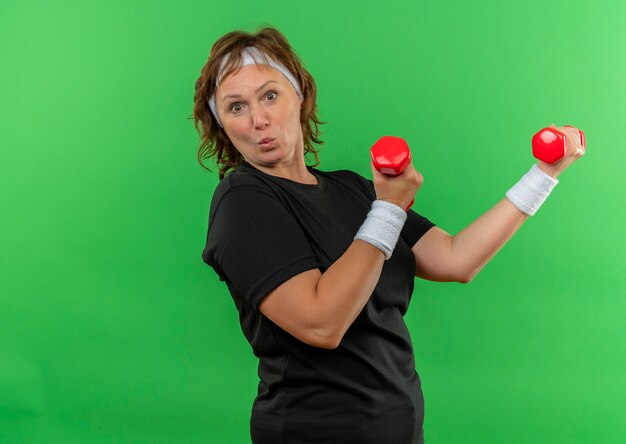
{"left": 370, "top": 136, "right": 414, "bottom": 211}
{"left": 532, "top": 125, "right": 586, "bottom": 164}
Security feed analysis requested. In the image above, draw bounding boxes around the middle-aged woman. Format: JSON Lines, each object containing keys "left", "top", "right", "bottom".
{"left": 193, "top": 26, "right": 585, "bottom": 444}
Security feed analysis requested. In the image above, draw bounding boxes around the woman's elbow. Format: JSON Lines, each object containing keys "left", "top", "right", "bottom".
{"left": 458, "top": 275, "right": 473, "bottom": 284}
{"left": 318, "top": 337, "right": 341, "bottom": 350}
{"left": 457, "top": 269, "right": 478, "bottom": 284}
{"left": 309, "top": 337, "right": 341, "bottom": 350}
{"left": 306, "top": 327, "right": 342, "bottom": 350}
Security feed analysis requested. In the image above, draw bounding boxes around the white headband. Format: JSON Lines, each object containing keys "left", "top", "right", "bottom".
{"left": 208, "top": 46, "right": 303, "bottom": 127}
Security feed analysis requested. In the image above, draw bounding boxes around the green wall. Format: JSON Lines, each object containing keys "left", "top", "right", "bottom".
{"left": 1, "top": 1, "right": 624, "bottom": 443}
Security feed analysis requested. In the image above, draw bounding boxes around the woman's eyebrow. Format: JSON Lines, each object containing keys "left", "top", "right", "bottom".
{"left": 222, "top": 80, "right": 278, "bottom": 101}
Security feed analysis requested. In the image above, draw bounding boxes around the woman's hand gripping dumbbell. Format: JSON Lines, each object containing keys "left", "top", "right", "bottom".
{"left": 532, "top": 124, "right": 586, "bottom": 178}
{"left": 370, "top": 136, "right": 423, "bottom": 211}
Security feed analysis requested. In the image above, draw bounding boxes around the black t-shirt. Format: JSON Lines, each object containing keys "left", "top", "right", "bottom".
{"left": 202, "top": 160, "right": 436, "bottom": 444}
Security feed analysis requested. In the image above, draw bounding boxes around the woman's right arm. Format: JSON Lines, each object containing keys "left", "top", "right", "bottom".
{"left": 259, "top": 161, "right": 423, "bottom": 349}
{"left": 259, "top": 239, "right": 386, "bottom": 349}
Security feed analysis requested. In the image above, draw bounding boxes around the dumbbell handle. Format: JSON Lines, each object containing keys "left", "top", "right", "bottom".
{"left": 565, "top": 125, "right": 586, "bottom": 146}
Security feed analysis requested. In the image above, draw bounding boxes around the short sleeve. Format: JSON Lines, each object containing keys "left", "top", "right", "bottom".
{"left": 202, "top": 184, "right": 322, "bottom": 310}
{"left": 401, "top": 208, "right": 436, "bottom": 248}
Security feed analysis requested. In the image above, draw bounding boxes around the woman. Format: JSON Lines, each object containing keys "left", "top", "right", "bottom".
{"left": 193, "top": 26, "right": 584, "bottom": 444}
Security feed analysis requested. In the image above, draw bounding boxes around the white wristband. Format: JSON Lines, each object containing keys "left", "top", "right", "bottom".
{"left": 505, "top": 164, "right": 559, "bottom": 216}
{"left": 354, "top": 200, "right": 407, "bottom": 260}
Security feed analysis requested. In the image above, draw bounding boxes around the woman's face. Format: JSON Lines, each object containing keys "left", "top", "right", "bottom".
{"left": 215, "top": 64, "right": 304, "bottom": 169}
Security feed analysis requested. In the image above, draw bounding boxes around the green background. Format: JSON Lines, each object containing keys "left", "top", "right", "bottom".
{"left": 2, "top": 0, "right": 624, "bottom": 443}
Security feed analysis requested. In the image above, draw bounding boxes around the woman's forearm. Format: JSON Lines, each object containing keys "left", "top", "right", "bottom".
{"left": 452, "top": 197, "right": 528, "bottom": 281}
{"left": 314, "top": 240, "right": 385, "bottom": 346}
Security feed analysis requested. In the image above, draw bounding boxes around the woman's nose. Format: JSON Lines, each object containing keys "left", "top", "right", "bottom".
{"left": 251, "top": 104, "right": 269, "bottom": 128}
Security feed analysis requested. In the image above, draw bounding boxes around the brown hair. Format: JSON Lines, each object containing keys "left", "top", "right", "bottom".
{"left": 192, "top": 25, "right": 326, "bottom": 180}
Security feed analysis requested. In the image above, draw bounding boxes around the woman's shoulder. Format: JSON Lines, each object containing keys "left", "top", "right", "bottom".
{"left": 316, "top": 167, "right": 374, "bottom": 194}
{"left": 212, "top": 164, "right": 373, "bottom": 204}
{"left": 207, "top": 166, "right": 276, "bottom": 215}
{"left": 313, "top": 165, "right": 365, "bottom": 181}
{"left": 213, "top": 164, "right": 273, "bottom": 194}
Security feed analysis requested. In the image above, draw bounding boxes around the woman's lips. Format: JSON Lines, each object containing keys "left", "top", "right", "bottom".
{"left": 259, "top": 138, "right": 276, "bottom": 149}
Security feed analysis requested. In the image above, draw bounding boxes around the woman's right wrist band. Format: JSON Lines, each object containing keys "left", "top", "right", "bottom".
{"left": 505, "top": 163, "right": 559, "bottom": 216}
{"left": 354, "top": 200, "right": 407, "bottom": 260}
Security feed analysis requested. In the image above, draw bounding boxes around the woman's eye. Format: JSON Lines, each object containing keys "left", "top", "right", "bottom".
{"left": 229, "top": 91, "right": 277, "bottom": 113}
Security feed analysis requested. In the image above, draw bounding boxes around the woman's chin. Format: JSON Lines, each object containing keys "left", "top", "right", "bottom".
{"left": 259, "top": 145, "right": 284, "bottom": 160}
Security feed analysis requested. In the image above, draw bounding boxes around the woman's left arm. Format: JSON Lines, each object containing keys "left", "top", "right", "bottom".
{"left": 411, "top": 124, "right": 586, "bottom": 283}
{"left": 411, "top": 198, "right": 527, "bottom": 283}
